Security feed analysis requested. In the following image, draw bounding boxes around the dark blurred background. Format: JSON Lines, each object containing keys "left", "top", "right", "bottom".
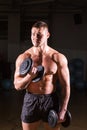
{"left": 0, "top": 0, "right": 87, "bottom": 130}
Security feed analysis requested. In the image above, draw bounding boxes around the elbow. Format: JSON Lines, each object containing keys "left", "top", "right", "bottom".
{"left": 14, "top": 81, "right": 21, "bottom": 90}
{"left": 14, "top": 84, "right": 19, "bottom": 90}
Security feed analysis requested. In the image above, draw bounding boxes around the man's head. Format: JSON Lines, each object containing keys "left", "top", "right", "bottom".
{"left": 31, "top": 21, "right": 50, "bottom": 47}
{"left": 32, "top": 21, "right": 49, "bottom": 30}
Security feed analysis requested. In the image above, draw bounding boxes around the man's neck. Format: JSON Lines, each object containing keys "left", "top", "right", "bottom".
{"left": 34, "top": 44, "right": 49, "bottom": 54}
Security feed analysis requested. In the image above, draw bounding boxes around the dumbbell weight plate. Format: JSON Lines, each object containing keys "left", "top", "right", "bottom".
{"left": 19, "top": 58, "right": 44, "bottom": 82}
{"left": 62, "top": 110, "right": 72, "bottom": 127}
{"left": 48, "top": 110, "right": 72, "bottom": 128}
{"left": 19, "top": 58, "right": 32, "bottom": 76}
{"left": 48, "top": 110, "right": 58, "bottom": 128}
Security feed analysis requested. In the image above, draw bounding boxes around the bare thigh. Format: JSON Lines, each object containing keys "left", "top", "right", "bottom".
{"left": 43, "top": 122, "right": 61, "bottom": 130}
{"left": 22, "top": 121, "right": 41, "bottom": 130}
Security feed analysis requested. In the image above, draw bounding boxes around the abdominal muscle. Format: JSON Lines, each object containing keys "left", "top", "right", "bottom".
{"left": 26, "top": 74, "right": 55, "bottom": 94}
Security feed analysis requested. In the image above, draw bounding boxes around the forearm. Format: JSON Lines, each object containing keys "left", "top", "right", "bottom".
{"left": 60, "top": 85, "right": 70, "bottom": 112}
{"left": 14, "top": 73, "right": 32, "bottom": 90}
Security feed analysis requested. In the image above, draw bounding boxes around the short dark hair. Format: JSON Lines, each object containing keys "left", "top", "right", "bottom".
{"left": 32, "top": 21, "right": 49, "bottom": 29}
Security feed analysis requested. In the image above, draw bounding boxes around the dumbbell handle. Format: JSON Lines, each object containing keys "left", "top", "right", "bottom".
{"left": 19, "top": 66, "right": 41, "bottom": 90}
{"left": 32, "top": 65, "right": 44, "bottom": 82}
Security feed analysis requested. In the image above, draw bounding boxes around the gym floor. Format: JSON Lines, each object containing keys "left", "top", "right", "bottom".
{"left": 0, "top": 88, "right": 87, "bottom": 130}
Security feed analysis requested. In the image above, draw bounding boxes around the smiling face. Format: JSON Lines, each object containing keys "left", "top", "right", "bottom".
{"left": 31, "top": 27, "right": 50, "bottom": 47}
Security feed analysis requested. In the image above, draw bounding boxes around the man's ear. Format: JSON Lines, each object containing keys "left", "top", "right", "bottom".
{"left": 47, "top": 32, "right": 50, "bottom": 38}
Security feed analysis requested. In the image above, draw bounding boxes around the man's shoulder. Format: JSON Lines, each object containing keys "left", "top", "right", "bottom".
{"left": 16, "top": 50, "right": 31, "bottom": 63}
{"left": 25, "top": 47, "right": 33, "bottom": 53}
{"left": 48, "top": 46, "right": 58, "bottom": 54}
{"left": 49, "top": 47, "right": 59, "bottom": 57}
{"left": 49, "top": 47, "right": 67, "bottom": 63}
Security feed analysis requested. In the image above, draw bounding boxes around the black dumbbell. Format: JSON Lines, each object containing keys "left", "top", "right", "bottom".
{"left": 48, "top": 110, "right": 72, "bottom": 128}
{"left": 19, "top": 58, "right": 44, "bottom": 82}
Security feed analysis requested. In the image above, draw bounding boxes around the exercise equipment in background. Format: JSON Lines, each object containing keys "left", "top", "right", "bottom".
{"left": 69, "top": 58, "right": 86, "bottom": 91}
{"left": 1, "top": 79, "right": 13, "bottom": 90}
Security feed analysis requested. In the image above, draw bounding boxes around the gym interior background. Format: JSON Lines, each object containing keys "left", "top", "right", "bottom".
{"left": 0, "top": 0, "right": 87, "bottom": 130}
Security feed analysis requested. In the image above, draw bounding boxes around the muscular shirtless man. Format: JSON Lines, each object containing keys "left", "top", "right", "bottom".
{"left": 14, "top": 21, "right": 70, "bottom": 130}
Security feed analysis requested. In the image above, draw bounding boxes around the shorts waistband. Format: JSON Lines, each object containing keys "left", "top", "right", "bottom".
{"left": 26, "top": 90, "right": 56, "bottom": 97}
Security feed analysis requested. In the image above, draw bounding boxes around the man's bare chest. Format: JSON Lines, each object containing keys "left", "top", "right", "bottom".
{"left": 31, "top": 54, "right": 58, "bottom": 75}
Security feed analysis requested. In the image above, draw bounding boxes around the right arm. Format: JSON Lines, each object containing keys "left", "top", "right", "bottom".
{"left": 14, "top": 54, "right": 37, "bottom": 90}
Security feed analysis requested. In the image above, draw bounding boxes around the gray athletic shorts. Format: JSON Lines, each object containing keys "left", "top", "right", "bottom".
{"left": 21, "top": 91, "right": 59, "bottom": 123}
